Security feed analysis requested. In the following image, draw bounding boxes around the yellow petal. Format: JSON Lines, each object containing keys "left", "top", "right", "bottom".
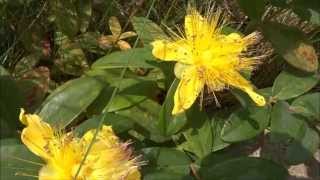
{"left": 243, "top": 88, "right": 266, "bottom": 106}
{"left": 223, "top": 33, "right": 247, "bottom": 54}
{"left": 173, "top": 67, "right": 204, "bottom": 114}
{"left": 151, "top": 40, "right": 192, "bottom": 64}
{"left": 184, "top": 8, "right": 207, "bottom": 40}
{"left": 39, "top": 164, "right": 71, "bottom": 180}
{"left": 109, "top": 16, "right": 122, "bottom": 36}
{"left": 222, "top": 72, "right": 266, "bottom": 106}
{"left": 19, "top": 110, "right": 53, "bottom": 159}
{"left": 127, "top": 168, "right": 141, "bottom": 180}
{"left": 81, "top": 125, "right": 119, "bottom": 153}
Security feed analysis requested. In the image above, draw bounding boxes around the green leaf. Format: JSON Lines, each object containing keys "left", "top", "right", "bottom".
{"left": 270, "top": 101, "right": 307, "bottom": 142}
{"left": 75, "top": 113, "right": 134, "bottom": 135}
{"left": 237, "top": 0, "right": 266, "bottom": 21}
{"left": 86, "top": 76, "right": 158, "bottom": 113}
{"left": 270, "top": 101, "right": 319, "bottom": 164}
{"left": 272, "top": 69, "right": 319, "bottom": 101}
{"left": 221, "top": 106, "right": 270, "bottom": 142}
{"left": 0, "top": 139, "right": 41, "bottom": 180}
{"left": 0, "top": 76, "right": 24, "bottom": 138}
{"left": 286, "top": 126, "right": 319, "bottom": 164}
{"left": 109, "top": 95, "right": 146, "bottom": 112}
{"left": 116, "top": 99, "right": 168, "bottom": 142}
{"left": 143, "top": 170, "right": 193, "bottom": 180}
{"left": 131, "top": 17, "right": 168, "bottom": 45}
{"left": 180, "top": 106, "right": 229, "bottom": 158}
{"left": 92, "top": 48, "right": 157, "bottom": 69}
{"left": 200, "top": 157, "right": 288, "bottom": 180}
{"left": 262, "top": 22, "right": 318, "bottom": 72}
{"left": 158, "top": 79, "right": 187, "bottom": 136}
{"left": 38, "top": 77, "right": 104, "bottom": 129}
{"left": 142, "top": 147, "right": 191, "bottom": 177}
{"left": 291, "top": 93, "right": 320, "bottom": 121}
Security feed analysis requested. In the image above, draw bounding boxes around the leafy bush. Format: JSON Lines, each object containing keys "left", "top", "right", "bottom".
{"left": 1, "top": 0, "right": 319, "bottom": 179}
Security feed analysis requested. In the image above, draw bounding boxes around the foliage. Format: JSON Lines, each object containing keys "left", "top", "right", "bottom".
{"left": 1, "top": 0, "right": 319, "bottom": 179}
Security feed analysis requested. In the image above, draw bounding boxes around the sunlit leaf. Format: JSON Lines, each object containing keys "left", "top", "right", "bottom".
{"left": 221, "top": 106, "right": 270, "bottom": 142}
{"left": 38, "top": 77, "right": 104, "bottom": 129}
{"left": 75, "top": 113, "right": 134, "bottom": 135}
{"left": 131, "top": 17, "right": 168, "bottom": 45}
{"left": 92, "top": 47, "right": 157, "bottom": 69}
{"left": 142, "top": 147, "right": 191, "bottom": 178}
{"left": 270, "top": 101, "right": 319, "bottom": 164}
{"left": 291, "top": 92, "right": 320, "bottom": 121}
{"left": 272, "top": 69, "right": 319, "bottom": 101}
{"left": 158, "top": 79, "right": 187, "bottom": 136}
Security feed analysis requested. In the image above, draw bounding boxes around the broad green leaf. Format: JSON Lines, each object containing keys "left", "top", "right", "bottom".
{"left": 38, "top": 77, "right": 104, "bottom": 129}
{"left": 286, "top": 126, "right": 319, "bottom": 164}
{"left": 131, "top": 17, "right": 168, "bottom": 45}
{"left": 237, "top": 0, "right": 266, "bottom": 21}
{"left": 200, "top": 157, "right": 288, "bottom": 180}
{"left": 86, "top": 76, "right": 158, "bottom": 113}
{"left": 158, "top": 79, "right": 187, "bottom": 136}
{"left": 270, "top": 101, "right": 307, "bottom": 142}
{"left": 116, "top": 99, "right": 168, "bottom": 142}
{"left": 0, "top": 139, "right": 41, "bottom": 180}
{"left": 75, "top": 113, "right": 134, "bottom": 135}
{"left": 108, "top": 95, "right": 146, "bottom": 112}
{"left": 0, "top": 76, "right": 24, "bottom": 138}
{"left": 270, "top": 101, "right": 319, "bottom": 164}
{"left": 290, "top": 93, "right": 320, "bottom": 121}
{"left": 142, "top": 147, "right": 191, "bottom": 175}
{"left": 221, "top": 106, "right": 270, "bottom": 142}
{"left": 262, "top": 22, "right": 318, "bottom": 72}
{"left": 92, "top": 48, "right": 157, "bottom": 69}
{"left": 86, "top": 85, "right": 113, "bottom": 115}
{"left": 181, "top": 106, "right": 229, "bottom": 158}
{"left": 272, "top": 69, "right": 319, "bottom": 100}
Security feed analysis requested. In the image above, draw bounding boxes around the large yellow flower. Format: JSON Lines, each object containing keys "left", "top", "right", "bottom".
{"left": 151, "top": 8, "right": 266, "bottom": 114}
{"left": 19, "top": 109, "right": 141, "bottom": 180}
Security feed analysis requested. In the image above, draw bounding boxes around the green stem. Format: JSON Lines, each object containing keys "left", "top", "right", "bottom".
{"left": 73, "top": 0, "right": 157, "bottom": 179}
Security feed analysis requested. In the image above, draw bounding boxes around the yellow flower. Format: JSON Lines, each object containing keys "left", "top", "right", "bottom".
{"left": 19, "top": 109, "right": 141, "bottom": 180}
{"left": 151, "top": 7, "right": 266, "bottom": 114}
